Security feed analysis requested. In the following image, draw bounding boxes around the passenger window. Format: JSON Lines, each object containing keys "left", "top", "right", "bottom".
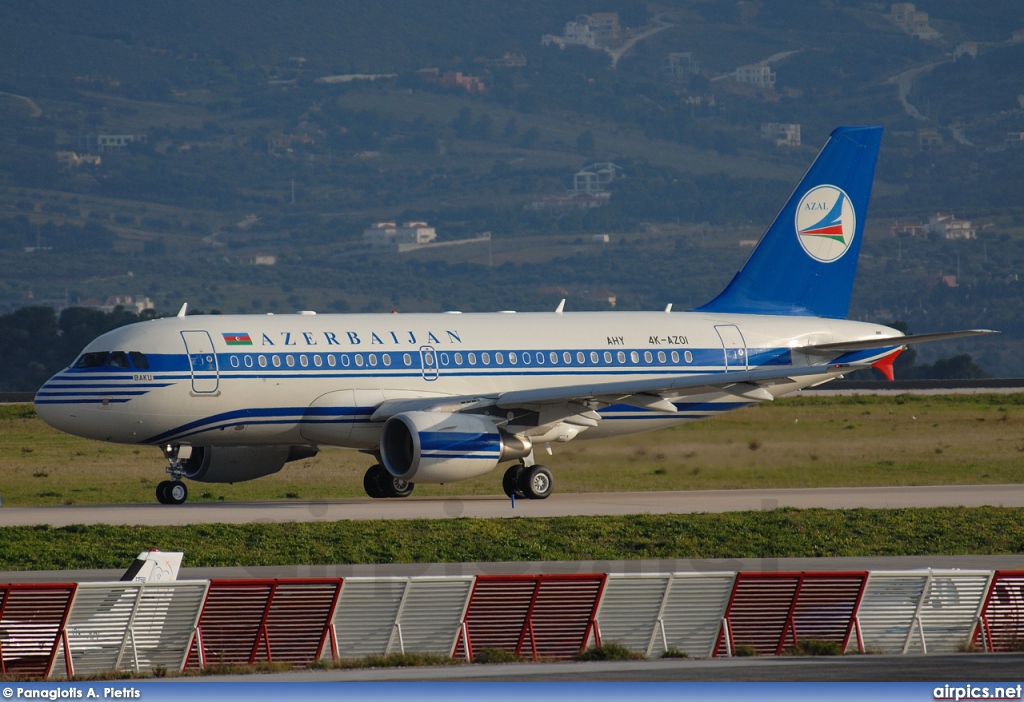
{"left": 369, "top": 354, "right": 378, "bottom": 366}
{"left": 684, "top": 350, "right": 693, "bottom": 363}
{"left": 671, "top": 351, "right": 679, "bottom": 364}
{"left": 495, "top": 352, "right": 504, "bottom": 364}
{"left": 355, "top": 354, "right": 364, "bottom": 367}
{"left": 129, "top": 352, "right": 150, "bottom": 369}
{"left": 74, "top": 352, "right": 108, "bottom": 368}
{"left": 630, "top": 351, "right": 640, "bottom": 364}
{"left": 313, "top": 355, "right": 322, "bottom": 367}
{"left": 468, "top": 352, "right": 476, "bottom": 365}
{"left": 383, "top": 354, "right": 391, "bottom": 367}
{"left": 107, "top": 351, "right": 130, "bottom": 369}
{"left": 272, "top": 356, "right": 281, "bottom": 368}
{"left": 481, "top": 352, "right": 490, "bottom": 365}
{"left": 644, "top": 351, "right": 653, "bottom": 363}
{"left": 511, "top": 352, "right": 520, "bottom": 364}
{"left": 455, "top": 353, "right": 463, "bottom": 365}
{"left": 658, "top": 351, "right": 666, "bottom": 363}
{"left": 617, "top": 351, "right": 626, "bottom": 364}
{"left": 563, "top": 352, "right": 572, "bottom": 364}
{"left": 578, "top": 352, "right": 586, "bottom": 364}
{"left": 550, "top": 352, "right": 558, "bottom": 364}
{"left": 604, "top": 351, "right": 612, "bottom": 363}
{"left": 230, "top": 356, "right": 239, "bottom": 368}
{"left": 403, "top": 353, "right": 412, "bottom": 366}
{"left": 300, "top": 355, "right": 308, "bottom": 368}
{"left": 328, "top": 355, "right": 336, "bottom": 367}
{"left": 258, "top": 355, "right": 267, "bottom": 368}
{"left": 245, "top": 355, "right": 254, "bottom": 368}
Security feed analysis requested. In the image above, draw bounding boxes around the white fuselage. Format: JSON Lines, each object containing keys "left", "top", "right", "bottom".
{"left": 35, "top": 310, "right": 897, "bottom": 450}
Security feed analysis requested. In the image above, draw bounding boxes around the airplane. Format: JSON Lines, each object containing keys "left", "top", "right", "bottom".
{"left": 34, "top": 126, "right": 994, "bottom": 505}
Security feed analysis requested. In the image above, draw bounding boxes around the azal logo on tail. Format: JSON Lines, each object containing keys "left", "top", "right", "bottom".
{"left": 794, "top": 184, "right": 856, "bottom": 263}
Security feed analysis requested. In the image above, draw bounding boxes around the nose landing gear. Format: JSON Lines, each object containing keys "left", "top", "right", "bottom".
{"left": 157, "top": 444, "right": 189, "bottom": 505}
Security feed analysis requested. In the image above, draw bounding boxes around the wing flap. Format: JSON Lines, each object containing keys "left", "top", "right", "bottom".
{"left": 495, "top": 363, "right": 861, "bottom": 408}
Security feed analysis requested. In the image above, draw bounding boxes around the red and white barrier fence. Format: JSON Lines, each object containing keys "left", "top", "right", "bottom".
{"left": 1, "top": 569, "right": 1022, "bottom": 678}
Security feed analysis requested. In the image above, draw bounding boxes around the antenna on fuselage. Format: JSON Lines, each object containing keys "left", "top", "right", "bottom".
{"left": 176, "top": 302, "right": 188, "bottom": 318}
{"left": 554, "top": 299, "right": 565, "bottom": 315}
{"left": 664, "top": 303, "right": 673, "bottom": 313}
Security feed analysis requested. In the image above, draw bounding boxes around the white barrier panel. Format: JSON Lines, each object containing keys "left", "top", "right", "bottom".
{"left": 329, "top": 577, "right": 473, "bottom": 659}
{"left": 595, "top": 573, "right": 735, "bottom": 658}
{"left": 50, "top": 581, "right": 208, "bottom": 677}
{"left": 857, "top": 570, "right": 993, "bottom": 654}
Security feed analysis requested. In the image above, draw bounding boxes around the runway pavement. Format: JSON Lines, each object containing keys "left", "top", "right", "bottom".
{"left": 191, "top": 653, "right": 1024, "bottom": 682}
{"left": 2, "top": 483, "right": 1023, "bottom": 528}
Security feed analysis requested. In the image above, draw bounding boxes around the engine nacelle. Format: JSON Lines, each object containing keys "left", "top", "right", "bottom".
{"left": 182, "top": 445, "right": 317, "bottom": 483}
{"left": 379, "top": 411, "right": 531, "bottom": 483}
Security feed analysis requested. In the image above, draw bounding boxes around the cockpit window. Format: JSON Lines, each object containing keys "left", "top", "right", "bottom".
{"left": 129, "top": 352, "right": 150, "bottom": 369}
{"left": 107, "top": 351, "right": 130, "bottom": 369}
{"left": 73, "top": 352, "right": 109, "bottom": 368}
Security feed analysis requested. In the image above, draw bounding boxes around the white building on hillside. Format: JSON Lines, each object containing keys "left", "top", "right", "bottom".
{"left": 761, "top": 123, "right": 801, "bottom": 147}
{"left": 364, "top": 221, "right": 437, "bottom": 248}
{"left": 927, "top": 213, "right": 976, "bottom": 240}
{"left": 735, "top": 63, "right": 775, "bottom": 88}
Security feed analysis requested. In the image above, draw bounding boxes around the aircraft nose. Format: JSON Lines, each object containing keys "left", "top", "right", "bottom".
{"left": 34, "top": 377, "right": 66, "bottom": 431}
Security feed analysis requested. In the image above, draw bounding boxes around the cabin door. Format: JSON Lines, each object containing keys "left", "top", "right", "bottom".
{"left": 181, "top": 330, "right": 220, "bottom": 394}
{"left": 714, "top": 324, "right": 748, "bottom": 372}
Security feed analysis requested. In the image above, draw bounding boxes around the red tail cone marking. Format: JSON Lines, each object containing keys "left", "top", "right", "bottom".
{"left": 872, "top": 348, "right": 903, "bottom": 382}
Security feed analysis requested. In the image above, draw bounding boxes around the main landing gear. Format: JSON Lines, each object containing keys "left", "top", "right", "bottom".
{"left": 503, "top": 463, "right": 553, "bottom": 500}
{"left": 157, "top": 444, "right": 188, "bottom": 505}
{"left": 156, "top": 480, "right": 188, "bottom": 505}
{"left": 364, "top": 464, "right": 415, "bottom": 499}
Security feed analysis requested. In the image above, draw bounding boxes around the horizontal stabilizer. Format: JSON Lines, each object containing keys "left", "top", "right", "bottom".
{"left": 800, "top": 329, "right": 997, "bottom": 354}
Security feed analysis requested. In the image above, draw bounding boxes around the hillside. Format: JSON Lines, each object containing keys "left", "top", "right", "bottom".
{"left": 0, "top": 0, "right": 1022, "bottom": 376}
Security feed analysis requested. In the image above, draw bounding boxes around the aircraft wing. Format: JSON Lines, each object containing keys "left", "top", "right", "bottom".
{"left": 371, "top": 362, "right": 862, "bottom": 420}
{"left": 494, "top": 362, "right": 860, "bottom": 409}
{"left": 798, "top": 329, "right": 997, "bottom": 354}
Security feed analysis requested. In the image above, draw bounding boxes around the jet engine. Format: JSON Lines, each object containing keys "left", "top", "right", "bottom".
{"left": 181, "top": 445, "right": 317, "bottom": 483}
{"left": 379, "top": 411, "right": 531, "bottom": 483}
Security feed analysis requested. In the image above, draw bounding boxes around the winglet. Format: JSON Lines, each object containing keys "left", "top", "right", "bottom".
{"left": 176, "top": 302, "right": 188, "bottom": 318}
{"left": 872, "top": 349, "right": 903, "bottom": 382}
{"left": 555, "top": 299, "right": 565, "bottom": 315}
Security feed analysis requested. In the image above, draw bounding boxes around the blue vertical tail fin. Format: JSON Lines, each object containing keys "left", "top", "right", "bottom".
{"left": 696, "top": 126, "right": 883, "bottom": 319}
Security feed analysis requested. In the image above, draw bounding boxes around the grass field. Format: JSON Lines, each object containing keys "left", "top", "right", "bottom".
{"left": 2, "top": 507, "right": 1023, "bottom": 571}
{"left": 1, "top": 394, "right": 1023, "bottom": 507}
